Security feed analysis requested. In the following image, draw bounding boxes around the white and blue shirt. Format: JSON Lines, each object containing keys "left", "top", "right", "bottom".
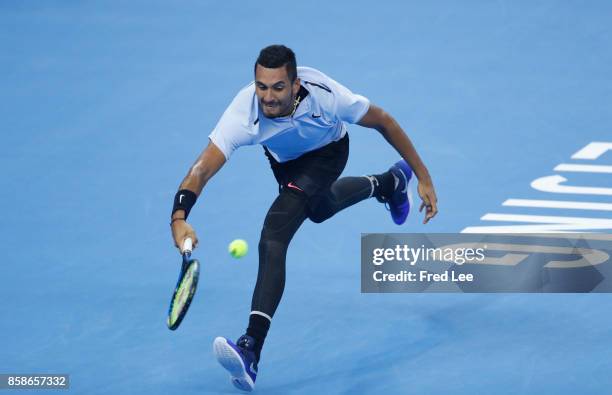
{"left": 209, "top": 66, "right": 370, "bottom": 163}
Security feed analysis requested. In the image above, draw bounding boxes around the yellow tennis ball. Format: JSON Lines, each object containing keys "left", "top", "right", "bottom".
{"left": 229, "top": 239, "right": 248, "bottom": 258}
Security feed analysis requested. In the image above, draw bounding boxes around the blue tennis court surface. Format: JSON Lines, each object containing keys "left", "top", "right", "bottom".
{"left": 2, "top": 1, "right": 612, "bottom": 394}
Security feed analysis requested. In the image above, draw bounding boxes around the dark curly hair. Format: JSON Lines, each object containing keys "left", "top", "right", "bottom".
{"left": 254, "top": 45, "right": 297, "bottom": 82}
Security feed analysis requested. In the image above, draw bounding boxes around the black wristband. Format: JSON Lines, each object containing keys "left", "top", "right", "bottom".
{"left": 172, "top": 189, "right": 197, "bottom": 219}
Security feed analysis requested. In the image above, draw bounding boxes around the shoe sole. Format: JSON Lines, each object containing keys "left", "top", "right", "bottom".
{"left": 213, "top": 337, "right": 255, "bottom": 392}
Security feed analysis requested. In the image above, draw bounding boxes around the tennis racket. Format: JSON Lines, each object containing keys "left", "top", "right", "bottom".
{"left": 167, "top": 237, "right": 200, "bottom": 330}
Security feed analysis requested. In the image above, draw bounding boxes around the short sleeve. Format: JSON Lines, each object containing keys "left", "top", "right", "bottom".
{"left": 324, "top": 75, "right": 370, "bottom": 124}
{"left": 208, "top": 86, "right": 256, "bottom": 160}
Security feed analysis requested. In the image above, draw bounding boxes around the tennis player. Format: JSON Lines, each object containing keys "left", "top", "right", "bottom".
{"left": 170, "top": 45, "right": 438, "bottom": 391}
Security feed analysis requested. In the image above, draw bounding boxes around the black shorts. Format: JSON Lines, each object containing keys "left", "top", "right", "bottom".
{"left": 263, "top": 133, "right": 349, "bottom": 198}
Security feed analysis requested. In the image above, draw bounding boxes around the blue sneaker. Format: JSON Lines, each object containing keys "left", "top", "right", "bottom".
{"left": 383, "top": 160, "right": 413, "bottom": 225}
{"left": 213, "top": 335, "right": 258, "bottom": 392}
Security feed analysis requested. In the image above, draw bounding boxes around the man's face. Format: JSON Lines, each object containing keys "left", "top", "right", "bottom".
{"left": 255, "top": 64, "right": 300, "bottom": 118}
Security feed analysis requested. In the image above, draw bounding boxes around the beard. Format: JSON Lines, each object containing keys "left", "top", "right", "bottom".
{"left": 260, "top": 89, "right": 295, "bottom": 118}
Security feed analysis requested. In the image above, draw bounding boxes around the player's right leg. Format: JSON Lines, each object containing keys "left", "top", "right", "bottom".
{"left": 214, "top": 187, "right": 308, "bottom": 392}
{"left": 213, "top": 335, "right": 259, "bottom": 392}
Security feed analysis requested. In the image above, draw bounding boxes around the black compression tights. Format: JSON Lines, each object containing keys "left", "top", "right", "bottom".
{"left": 251, "top": 175, "right": 375, "bottom": 317}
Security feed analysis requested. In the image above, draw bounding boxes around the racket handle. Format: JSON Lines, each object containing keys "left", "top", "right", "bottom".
{"left": 182, "top": 237, "right": 193, "bottom": 255}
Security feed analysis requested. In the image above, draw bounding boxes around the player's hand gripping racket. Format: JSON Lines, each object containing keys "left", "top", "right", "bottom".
{"left": 167, "top": 237, "right": 200, "bottom": 330}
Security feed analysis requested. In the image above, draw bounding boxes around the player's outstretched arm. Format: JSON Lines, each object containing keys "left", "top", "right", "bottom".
{"left": 171, "top": 141, "right": 227, "bottom": 250}
{"left": 357, "top": 104, "right": 438, "bottom": 223}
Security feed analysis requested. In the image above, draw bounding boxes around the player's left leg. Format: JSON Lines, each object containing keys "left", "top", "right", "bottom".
{"left": 307, "top": 159, "right": 413, "bottom": 225}
{"left": 307, "top": 174, "right": 387, "bottom": 223}
{"left": 302, "top": 132, "right": 413, "bottom": 225}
